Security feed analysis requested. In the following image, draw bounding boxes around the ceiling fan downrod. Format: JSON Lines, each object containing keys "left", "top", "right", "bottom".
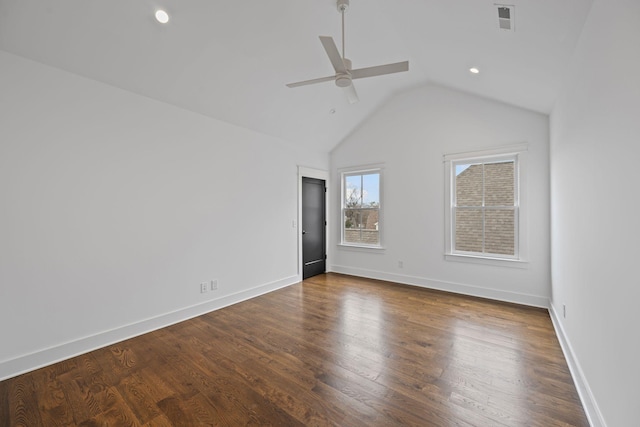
{"left": 335, "top": 0, "right": 352, "bottom": 88}
{"left": 338, "top": 0, "right": 349, "bottom": 60}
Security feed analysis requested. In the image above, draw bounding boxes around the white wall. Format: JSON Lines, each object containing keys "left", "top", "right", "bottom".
{"left": 549, "top": 0, "right": 640, "bottom": 425}
{"left": 0, "top": 51, "right": 328, "bottom": 379}
{"left": 330, "top": 84, "right": 550, "bottom": 307}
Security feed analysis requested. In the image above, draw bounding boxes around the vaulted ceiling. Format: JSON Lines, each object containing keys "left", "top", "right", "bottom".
{"left": 0, "top": 0, "right": 593, "bottom": 151}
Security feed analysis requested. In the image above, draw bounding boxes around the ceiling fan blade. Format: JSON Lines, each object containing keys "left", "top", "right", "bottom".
{"left": 286, "top": 75, "right": 336, "bottom": 88}
{"left": 343, "top": 83, "right": 359, "bottom": 104}
{"left": 319, "top": 36, "right": 347, "bottom": 74}
{"left": 351, "top": 61, "right": 409, "bottom": 80}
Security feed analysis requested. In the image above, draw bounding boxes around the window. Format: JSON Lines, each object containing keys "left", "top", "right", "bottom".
{"left": 341, "top": 168, "right": 382, "bottom": 247}
{"left": 444, "top": 144, "right": 527, "bottom": 264}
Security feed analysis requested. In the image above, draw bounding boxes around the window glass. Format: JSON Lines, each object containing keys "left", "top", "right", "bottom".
{"left": 455, "top": 163, "right": 482, "bottom": 206}
{"left": 485, "top": 209, "right": 515, "bottom": 255}
{"left": 455, "top": 209, "right": 483, "bottom": 252}
{"left": 451, "top": 156, "right": 518, "bottom": 258}
{"left": 485, "top": 161, "right": 514, "bottom": 206}
{"left": 342, "top": 170, "right": 381, "bottom": 247}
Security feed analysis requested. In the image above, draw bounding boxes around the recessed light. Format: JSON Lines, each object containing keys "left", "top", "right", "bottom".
{"left": 469, "top": 67, "right": 480, "bottom": 74}
{"left": 155, "top": 10, "right": 169, "bottom": 24}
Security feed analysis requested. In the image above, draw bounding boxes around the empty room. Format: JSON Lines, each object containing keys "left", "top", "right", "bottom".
{"left": 0, "top": 0, "right": 638, "bottom": 426}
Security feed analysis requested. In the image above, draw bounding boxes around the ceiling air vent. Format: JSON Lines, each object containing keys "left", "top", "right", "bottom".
{"left": 496, "top": 4, "right": 515, "bottom": 31}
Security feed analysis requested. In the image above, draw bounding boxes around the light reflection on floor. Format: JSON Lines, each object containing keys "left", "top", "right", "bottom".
{"left": 338, "top": 293, "right": 384, "bottom": 354}
{"left": 446, "top": 317, "right": 527, "bottom": 423}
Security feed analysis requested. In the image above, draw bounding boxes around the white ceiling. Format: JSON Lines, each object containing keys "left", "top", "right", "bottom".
{"left": 0, "top": 0, "right": 593, "bottom": 152}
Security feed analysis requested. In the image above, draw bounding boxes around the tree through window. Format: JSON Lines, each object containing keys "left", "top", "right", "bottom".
{"left": 342, "top": 170, "right": 381, "bottom": 246}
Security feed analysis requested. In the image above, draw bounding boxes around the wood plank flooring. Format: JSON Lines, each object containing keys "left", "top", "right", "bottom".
{"left": 0, "top": 273, "right": 589, "bottom": 426}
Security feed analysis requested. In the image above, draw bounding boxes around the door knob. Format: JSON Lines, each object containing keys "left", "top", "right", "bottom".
{"left": 302, "top": 230, "right": 306, "bottom": 234}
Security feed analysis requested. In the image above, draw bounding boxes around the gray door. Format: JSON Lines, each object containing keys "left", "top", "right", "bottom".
{"left": 302, "top": 177, "right": 326, "bottom": 279}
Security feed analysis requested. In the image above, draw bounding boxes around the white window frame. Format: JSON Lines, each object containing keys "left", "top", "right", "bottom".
{"left": 444, "top": 144, "right": 528, "bottom": 268}
{"left": 339, "top": 165, "right": 384, "bottom": 249}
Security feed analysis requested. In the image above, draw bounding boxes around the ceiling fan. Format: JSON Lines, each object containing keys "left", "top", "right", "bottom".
{"left": 286, "top": 0, "right": 409, "bottom": 104}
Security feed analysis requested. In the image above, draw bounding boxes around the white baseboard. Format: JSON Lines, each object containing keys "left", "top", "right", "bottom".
{"left": 548, "top": 303, "right": 606, "bottom": 427}
{"left": 330, "top": 265, "right": 549, "bottom": 308}
{"left": 0, "top": 275, "right": 300, "bottom": 381}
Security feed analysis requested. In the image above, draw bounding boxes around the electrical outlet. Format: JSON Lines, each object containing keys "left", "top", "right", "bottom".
{"left": 200, "top": 282, "right": 208, "bottom": 293}
{"left": 211, "top": 279, "right": 218, "bottom": 291}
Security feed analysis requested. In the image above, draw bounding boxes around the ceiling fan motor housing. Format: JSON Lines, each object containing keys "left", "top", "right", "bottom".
{"left": 335, "top": 57, "right": 353, "bottom": 87}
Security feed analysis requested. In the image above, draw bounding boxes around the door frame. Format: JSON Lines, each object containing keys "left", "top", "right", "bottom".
{"left": 298, "top": 166, "right": 330, "bottom": 279}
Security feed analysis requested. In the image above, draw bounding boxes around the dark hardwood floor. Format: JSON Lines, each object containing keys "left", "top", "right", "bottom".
{"left": 0, "top": 273, "right": 588, "bottom": 426}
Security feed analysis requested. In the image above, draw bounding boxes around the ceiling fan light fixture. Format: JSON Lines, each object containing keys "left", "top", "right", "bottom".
{"left": 335, "top": 75, "right": 352, "bottom": 88}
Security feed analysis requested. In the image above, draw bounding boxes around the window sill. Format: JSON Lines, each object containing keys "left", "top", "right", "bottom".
{"left": 445, "top": 253, "right": 528, "bottom": 269}
{"left": 338, "top": 243, "right": 386, "bottom": 252}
